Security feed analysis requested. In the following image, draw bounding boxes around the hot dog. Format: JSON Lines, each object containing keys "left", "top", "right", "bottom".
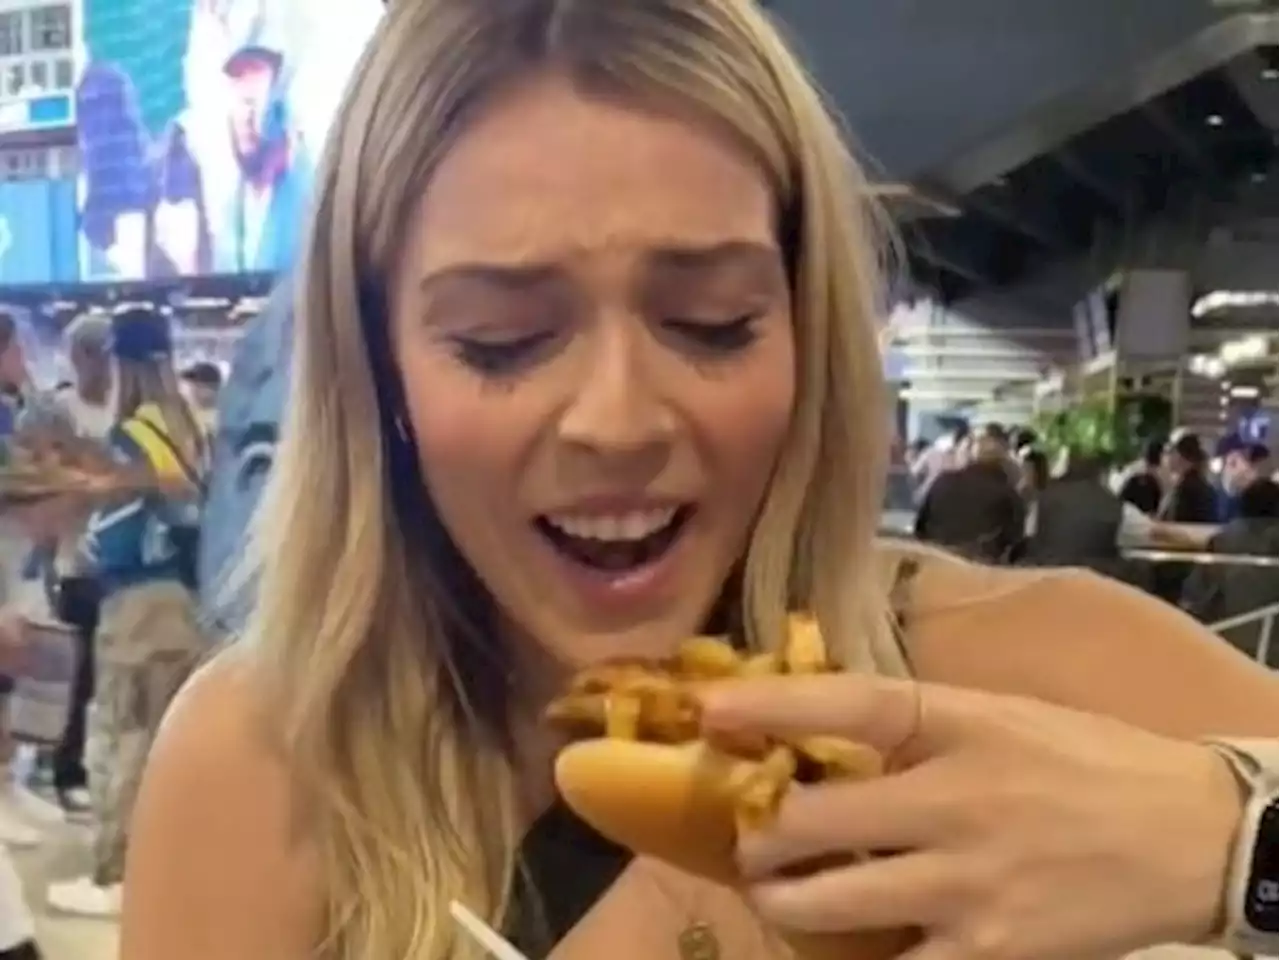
{"left": 545, "top": 616, "right": 917, "bottom": 960}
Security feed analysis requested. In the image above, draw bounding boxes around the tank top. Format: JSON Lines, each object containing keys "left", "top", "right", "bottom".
{"left": 504, "top": 559, "right": 920, "bottom": 956}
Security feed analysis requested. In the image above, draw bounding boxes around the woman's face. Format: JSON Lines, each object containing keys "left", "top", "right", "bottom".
{"left": 390, "top": 75, "right": 796, "bottom": 671}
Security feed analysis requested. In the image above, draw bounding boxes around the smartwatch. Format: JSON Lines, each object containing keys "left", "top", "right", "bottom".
{"left": 1207, "top": 740, "right": 1279, "bottom": 955}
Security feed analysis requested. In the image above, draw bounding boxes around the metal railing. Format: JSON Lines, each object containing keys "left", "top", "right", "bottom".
{"left": 1121, "top": 549, "right": 1280, "bottom": 568}
{"left": 1119, "top": 550, "right": 1277, "bottom": 665}
{"left": 1208, "top": 602, "right": 1279, "bottom": 666}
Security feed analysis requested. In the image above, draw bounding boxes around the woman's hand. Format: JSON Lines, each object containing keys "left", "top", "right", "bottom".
{"left": 701, "top": 674, "right": 1247, "bottom": 960}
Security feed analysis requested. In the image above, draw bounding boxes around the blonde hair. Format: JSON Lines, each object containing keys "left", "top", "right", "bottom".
{"left": 246, "top": 1, "right": 901, "bottom": 956}
{"left": 115, "top": 356, "right": 205, "bottom": 469}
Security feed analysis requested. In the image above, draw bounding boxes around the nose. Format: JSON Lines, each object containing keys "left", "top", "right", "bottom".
{"left": 558, "top": 324, "right": 676, "bottom": 465}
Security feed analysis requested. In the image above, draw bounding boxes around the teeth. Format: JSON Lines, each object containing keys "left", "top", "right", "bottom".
{"left": 544, "top": 507, "right": 678, "bottom": 542}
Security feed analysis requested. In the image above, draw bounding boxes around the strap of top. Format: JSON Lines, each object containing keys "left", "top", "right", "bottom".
{"left": 885, "top": 556, "right": 920, "bottom": 678}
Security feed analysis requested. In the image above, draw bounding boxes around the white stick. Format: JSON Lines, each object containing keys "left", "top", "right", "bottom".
{"left": 449, "top": 900, "right": 531, "bottom": 960}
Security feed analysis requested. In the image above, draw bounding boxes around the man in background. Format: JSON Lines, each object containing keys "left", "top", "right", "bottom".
{"left": 213, "top": 22, "right": 314, "bottom": 274}
{"left": 1159, "top": 433, "right": 1219, "bottom": 525}
{"left": 915, "top": 422, "right": 1025, "bottom": 563}
{"left": 1115, "top": 438, "right": 1165, "bottom": 516}
{"left": 1182, "top": 475, "right": 1279, "bottom": 667}
{"left": 909, "top": 421, "right": 969, "bottom": 506}
{"left": 1219, "top": 440, "right": 1272, "bottom": 522}
{"left": 181, "top": 361, "right": 225, "bottom": 437}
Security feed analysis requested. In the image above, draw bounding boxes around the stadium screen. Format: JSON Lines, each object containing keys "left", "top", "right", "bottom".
{"left": 76, "top": 0, "right": 383, "bottom": 282}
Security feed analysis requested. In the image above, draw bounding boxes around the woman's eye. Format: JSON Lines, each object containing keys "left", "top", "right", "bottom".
{"left": 663, "top": 314, "right": 761, "bottom": 354}
{"left": 450, "top": 331, "right": 555, "bottom": 375}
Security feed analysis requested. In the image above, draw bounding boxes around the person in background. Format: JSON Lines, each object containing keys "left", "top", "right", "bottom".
{"left": 915, "top": 422, "right": 1025, "bottom": 562}
{"left": 46, "top": 306, "right": 209, "bottom": 918}
{"left": 180, "top": 361, "right": 225, "bottom": 438}
{"left": 1160, "top": 433, "right": 1219, "bottom": 525}
{"left": 1025, "top": 450, "right": 1125, "bottom": 571}
{"left": 909, "top": 421, "right": 968, "bottom": 506}
{"left": 1182, "top": 477, "right": 1280, "bottom": 667}
{"left": 902, "top": 437, "right": 930, "bottom": 475}
{"left": 0, "top": 313, "right": 72, "bottom": 845}
{"left": 45, "top": 315, "right": 117, "bottom": 813}
{"left": 1015, "top": 446, "right": 1049, "bottom": 538}
{"left": 1219, "top": 440, "right": 1271, "bottom": 523}
{"left": 1154, "top": 433, "right": 1222, "bottom": 602}
{"left": 1118, "top": 438, "right": 1164, "bottom": 516}
{"left": 1009, "top": 426, "right": 1038, "bottom": 454}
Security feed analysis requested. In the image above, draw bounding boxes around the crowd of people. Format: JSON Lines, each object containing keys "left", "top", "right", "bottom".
{"left": 906, "top": 421, "right": 1279, "bottom": 663}
{"left": 0, "top": 305, "right": 223, "bottom": 956}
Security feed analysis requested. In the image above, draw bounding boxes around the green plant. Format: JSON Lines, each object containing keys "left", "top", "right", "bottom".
{"left": 1032, "top": 398, "right": 1132, "bottom": 466}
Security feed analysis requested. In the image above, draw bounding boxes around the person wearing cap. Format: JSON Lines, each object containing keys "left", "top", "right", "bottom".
{"left": 179, "top": 360, "right": 225, "bottom": 437}
{"left": 213, "top": 21, "right": 313, "bottom": 274}
{"left": 1219, "top": 439, "right": 1272, "bottom": 523}
{"left": 46, "top": 305, "right": 210, "bottom": 919}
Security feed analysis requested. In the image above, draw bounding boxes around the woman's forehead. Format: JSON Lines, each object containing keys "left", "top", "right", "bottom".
{"left": 410, "top": 76, "right": 778, "bottom": 274}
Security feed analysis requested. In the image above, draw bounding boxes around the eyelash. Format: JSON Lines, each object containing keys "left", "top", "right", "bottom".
{"left": 448, "top": 313, "right": 762, "bottom": 376}
{"left": 664, "top": 313, "right": 762, "bottom": 354}
{"left": 449, "top": 331, "right": 555, "bottom": 375}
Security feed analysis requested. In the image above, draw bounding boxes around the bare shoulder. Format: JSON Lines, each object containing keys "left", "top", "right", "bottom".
{"left": 121, "top": 647, "right": 322, "bottom": 959}
{"left": 899, "top": 554, "right": 1277, "bottom": 739}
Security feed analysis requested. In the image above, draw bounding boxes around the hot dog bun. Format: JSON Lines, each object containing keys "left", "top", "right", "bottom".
{"left": 547, "top": 619, "right": 918, "bottom": 960}
{"left": 555, "top": 739, "right": 747, "bottom": 884}
{"left": 554, "top": 738, "right": 916, "bottom": 960}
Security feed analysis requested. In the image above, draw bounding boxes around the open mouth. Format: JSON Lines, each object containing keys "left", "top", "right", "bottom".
{"left": 535, "top": 506, "right": 694, "bottom": 573}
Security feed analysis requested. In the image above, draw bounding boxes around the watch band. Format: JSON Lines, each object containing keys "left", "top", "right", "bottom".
{"left": 1203, "top": 739, "right": 1279, "bottom": 955}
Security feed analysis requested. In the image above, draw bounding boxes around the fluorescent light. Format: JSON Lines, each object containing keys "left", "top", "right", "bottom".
{"left": 1191, "top": 289, "right": 1280, "bottom": 318}
{"left": 1229, "top": 386, "right": 1261, "bottom": 399}
{"left": 1263, "top": 68, "right": 1279, "bottom": 81}
{"left": 1206, "top": 114, "right": 1225, "bottom": 127}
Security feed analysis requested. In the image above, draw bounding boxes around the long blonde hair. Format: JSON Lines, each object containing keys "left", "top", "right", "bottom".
{"left": 246, "top": 1, "right": 899, "bottom": 956}
{"left": 115, "top": 357, "right": 205, "bottom": 471}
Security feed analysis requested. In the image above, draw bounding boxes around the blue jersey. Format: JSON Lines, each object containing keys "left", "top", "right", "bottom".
{"left": 82, "top": 422, "right": 200, "bottom": 596}
{"left": 198, "top": 284, "right": 292, "bottom": 631}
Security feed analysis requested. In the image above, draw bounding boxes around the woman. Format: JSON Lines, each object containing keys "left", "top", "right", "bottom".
{"left": 122, "top": 3, "right": 1276, "bottom": 959}
{"left": 47, "top": 306, "right": 209, "bottom": 919}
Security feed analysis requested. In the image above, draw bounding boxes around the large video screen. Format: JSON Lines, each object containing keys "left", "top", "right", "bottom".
{"left": 0, "top": 180, "right": 79, "bottom": 286}
{"left": 77, "top": 0, "right": 383, "bottom": 282}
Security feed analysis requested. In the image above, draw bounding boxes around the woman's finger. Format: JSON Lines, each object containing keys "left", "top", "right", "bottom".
{"left": 737, "top": 767, "right": 960, "bottom": 879}
{"left": 701, "top": 673, "right": 984, "bottom": 766}
{"left": 747, "top": 850, "right": 957, "bottom": 933}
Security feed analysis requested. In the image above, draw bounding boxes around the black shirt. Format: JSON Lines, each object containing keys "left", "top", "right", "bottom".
{"left": 1118, "top": 471, "right": 1162, "bottom": 516}
{"left": 915, "top": 461, "right": 1026, "bottom": 563}
{"left": 505, "top": 802, "right": 633, "bottom": 957}
{"left": 1160, "top": 470, "right": 1219, "bottom": 525}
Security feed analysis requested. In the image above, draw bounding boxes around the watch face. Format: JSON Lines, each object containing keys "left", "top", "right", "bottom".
{"left": 1245, "top": 797, "right": 1278, "bottom": 935}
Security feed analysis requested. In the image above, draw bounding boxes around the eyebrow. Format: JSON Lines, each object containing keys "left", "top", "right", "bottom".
{"left": 418, "top": 262, "right": 562, "bottom": 297}
{"left": 417, "top": 240, "right": 781, "bottom": 296}
{"left": 645, "top": 240, "right": 780, "bottom": 273}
